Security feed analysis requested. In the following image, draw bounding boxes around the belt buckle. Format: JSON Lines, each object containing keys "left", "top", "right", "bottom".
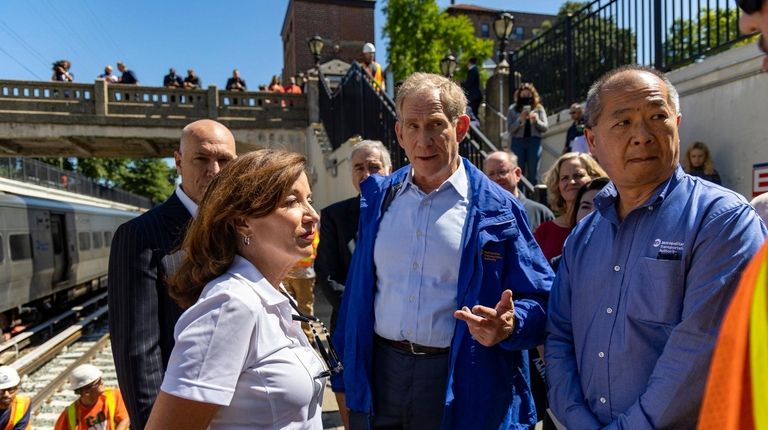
{"left": 407, "top": 341, "right": 427, "bottom": 355}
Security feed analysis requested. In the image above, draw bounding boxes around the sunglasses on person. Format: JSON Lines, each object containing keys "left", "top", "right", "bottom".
{"left": 737, "top": 0, "right": 763, "bottom": 14}
{"left": 281, "top": 291, "right": 343, "bottom": 379}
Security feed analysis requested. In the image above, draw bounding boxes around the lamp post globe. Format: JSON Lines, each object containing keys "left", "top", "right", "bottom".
{"left": 308, "top": 35, "right": 324, "bottom": 68}
{"left": 493, "top": 13, "right": 515, "bottom": 62}
{"left": 440, "top": 54, "right": 457, "bottom": 78}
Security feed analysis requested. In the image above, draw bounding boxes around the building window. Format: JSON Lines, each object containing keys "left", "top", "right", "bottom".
{"left": 513, "top": 26, "right": 525, "bottom": 40}
{"left": 10, "top": 234, "right": 32, "bottom": 261}
{"left": 481, "top": 23, "right": 490, "bottom": 38}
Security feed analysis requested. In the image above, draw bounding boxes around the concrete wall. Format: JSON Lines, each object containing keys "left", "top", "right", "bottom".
{"left": 540, "top": 43, "right": 768, "bottom": 199}
{"left": 305, "top": 129, "right": 360, "bottom": 210}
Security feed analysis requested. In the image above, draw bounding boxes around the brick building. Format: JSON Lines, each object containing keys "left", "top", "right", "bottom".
{"left": 281, "top": 0, "right": 376, "bottom": 83}
{"left": 446, "top": 4, "right": 556, "bottom": 56}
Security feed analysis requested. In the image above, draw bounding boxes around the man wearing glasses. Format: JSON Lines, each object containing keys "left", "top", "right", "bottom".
{"left": 0, "top": 366, "right": 30, "bottom": 430}
{"left": 54, "top": 364, "right": 130, "bottom": 430}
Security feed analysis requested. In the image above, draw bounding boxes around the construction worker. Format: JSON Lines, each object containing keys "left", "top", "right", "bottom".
{"left": 54, "top": 364, "right": 129, "bottom": 430}
{"left": 0, "top": 366, "right": 31, "bottom": 430}
{"left": 361, "top": 42, "right": 385, "bottom": 92}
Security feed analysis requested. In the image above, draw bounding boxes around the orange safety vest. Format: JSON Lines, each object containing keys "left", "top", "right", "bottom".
{"left": 67, "top": 388, "right": 124, "bottom": 430}
{"left": 3, "top": 396, "right": 30, "bottom": 430}
{"left": 698, "top": 242, "right": 768, "bottom": 429}
{"left": 364, "top": 62, "right": 384, "bottom": 91}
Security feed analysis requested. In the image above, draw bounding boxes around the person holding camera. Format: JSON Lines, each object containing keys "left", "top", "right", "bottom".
{"left": 52, "top": 60, "right": 74, "bottom": 82}
{"left": 507, "top": 83, "right": 548, "bottom": 183}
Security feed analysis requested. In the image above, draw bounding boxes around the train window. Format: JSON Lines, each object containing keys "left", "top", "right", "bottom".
{"left": 92, "top": 232, "right": 102, "bottom": 249}
{"left": 78, "top": 232, "right": 91, "bottom": 251}
{"left": 0, "top": 234, "right": 3, "bottom": 262}
{"left": 104, "top": 231, "right": 112, "bottom": 247}
{"left": 10, "top": 234, "right": 32, "bottom": 261}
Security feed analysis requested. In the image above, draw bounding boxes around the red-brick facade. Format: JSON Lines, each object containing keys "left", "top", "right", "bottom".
{"left": 282, "top": 0, "right": 376, "bottom": 82}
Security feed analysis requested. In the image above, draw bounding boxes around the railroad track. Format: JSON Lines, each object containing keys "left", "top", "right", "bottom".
{"left": 0, "top": 295, "right": 115, "bottom": 429}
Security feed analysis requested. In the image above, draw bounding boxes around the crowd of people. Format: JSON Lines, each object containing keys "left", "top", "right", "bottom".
{"left": 49, "top": 60, "right": 309, "bottom": 95}
{"left": 1, "top": 3, "right": 760, "bottom": 429}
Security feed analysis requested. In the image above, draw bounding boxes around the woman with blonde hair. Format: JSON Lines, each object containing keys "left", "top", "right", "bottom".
{"left": 534, "top": 152, "right": 607, "bottom": 261}
{"left": 146, "top": 149, "right": 331, "bottom": 430}
{"left": 506, "top": 82, "right": 548, "bottom": 183}
{"left": 683, "top": 141, "right": 721, "bottom": 185}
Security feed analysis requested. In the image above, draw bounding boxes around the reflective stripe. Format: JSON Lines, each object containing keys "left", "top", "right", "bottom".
{"left": 104, "top": 388, "right": 115, "bottom": 428}
{"left": 67, "top": 402, "right": 77, "bottom": 430}
{"left": 10, "top": 396, "right": 29, "bottom": 426}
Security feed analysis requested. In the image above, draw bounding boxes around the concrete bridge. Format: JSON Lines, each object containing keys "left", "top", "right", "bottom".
{"left": 0, "top": 79, "right": 311, "bottom": 157}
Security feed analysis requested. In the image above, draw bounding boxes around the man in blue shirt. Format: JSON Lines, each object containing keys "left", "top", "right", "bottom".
{"left": 332, "top": 72, "right": 553, "bottom": 430}
{"left": 545, "top": 65, "right": 767, "bottom": 429}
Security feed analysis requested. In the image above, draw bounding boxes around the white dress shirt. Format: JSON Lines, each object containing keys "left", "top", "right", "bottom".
{"left": 373, "top": 162, "right": 469, "bottom": 348}
{"left": 161, "top": 256, "right": 325, "bottom": 429}
{"left": 175, "top": 185, "right": 198, "bottom": 218}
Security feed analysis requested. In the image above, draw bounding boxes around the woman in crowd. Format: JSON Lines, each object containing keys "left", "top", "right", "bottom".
{"left": 570, "top": 177, "right": 611, "bottom": 226}
{"left": 506, "top": 83, "right": 548, "bottom": 183}
{"left": 535, "top": 152, "right": 606, "bottom": 261}
{"left": 683, "top": 141, "right": 722, "bottom": 185}
{"left": 146, "top": 149, "right": 327, "bottom": 430}
{"left": 52, "top": 60, "right": 74, "bottom": 82}
{"left": 268, "top": 75, "right": 285, "bottom": 93}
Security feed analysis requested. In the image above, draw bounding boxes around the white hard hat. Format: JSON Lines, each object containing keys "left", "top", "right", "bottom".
{"left": 69, "top": 364, "right": 102, "bottom": 391}
{"left": 0, "top": 366, "right": 20, "bottom": 390}
{"left": 362, "top": 43, "right": 376, "bottom": 54}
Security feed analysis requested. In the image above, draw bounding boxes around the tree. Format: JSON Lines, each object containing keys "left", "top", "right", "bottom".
{"left": 665, "top": 8, "right": 758, "bottom": 68}
{"left": 34, "top": 156, "right": 177, "bottom": 203}
{"left": 119, "top": 159, "right": 177, "bottom": 203}
{"left": 383, "top": 0, "right": 494, "bottom": 83}
{"left": 511, "top": 1, "right": 636, "bottom": 111}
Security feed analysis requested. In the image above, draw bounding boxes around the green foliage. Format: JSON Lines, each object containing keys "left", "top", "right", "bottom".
{"left": 35, "top": 157, "right": 177, "bottom": 202}
{"left": 665, "top": 8, "right": 758, "bottom": 67}
{"left": 119, "top": 159, "right": 177, "bottom": 203}
{"left": 382, "top": 0, "right": 494, "bottom": 83}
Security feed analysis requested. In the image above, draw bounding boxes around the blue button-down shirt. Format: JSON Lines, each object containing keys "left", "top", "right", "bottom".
{"left": 373, "top": 162, "right": 469, "bottom": 348}
{"left": 546, "top": 166, "right": 767, "bottom": 429}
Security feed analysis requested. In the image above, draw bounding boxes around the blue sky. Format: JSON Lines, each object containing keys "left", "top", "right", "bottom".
{"left": 0, "top": 1, "right": 564, "bottom": 89}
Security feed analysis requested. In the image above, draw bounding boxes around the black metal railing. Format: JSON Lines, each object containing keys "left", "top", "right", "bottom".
{"left": 0, "top": 157, "right": 152, "bottom": 209}
{"left": 318, "top": 63, "right": 506, "bottom": 171}
{"left": 509, "top": 0, "right": 751, "bottom": 111}
{"left": 318, "top": 62, "right": 406, "bottom": 167}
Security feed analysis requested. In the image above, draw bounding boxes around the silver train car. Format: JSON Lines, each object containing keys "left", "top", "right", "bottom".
{"left": 0, "top": 192, "right": 138, "bottom": 330}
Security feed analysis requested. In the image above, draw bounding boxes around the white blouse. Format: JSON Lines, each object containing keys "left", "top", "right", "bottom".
{"left": 161, "top": 256, "right": 326, "bottom": 429}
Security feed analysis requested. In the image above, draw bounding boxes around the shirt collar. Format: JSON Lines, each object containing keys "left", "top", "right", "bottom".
{"left": 594, "top": 165, "right": 684, "bottom": 217}
{"left": 399, "top": 160, "right": 469, "bottom": 199}
{"left": 175, "top": 185, "right": 198, "bottom": 218}
{"left": 228, "top": 255, "right": 288, "bottom": 307}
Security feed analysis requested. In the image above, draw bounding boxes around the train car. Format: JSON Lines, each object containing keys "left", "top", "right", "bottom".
{"left": 0, "top": 192, "right": 138, "bottom": 330}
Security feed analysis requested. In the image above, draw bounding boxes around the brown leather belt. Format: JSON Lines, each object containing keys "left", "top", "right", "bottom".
{"left": 376, "top": 335, "right": 450, "bottom": 356}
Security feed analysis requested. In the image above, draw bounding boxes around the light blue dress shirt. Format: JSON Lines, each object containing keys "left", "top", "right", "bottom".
{"left": 546, "top": 166, "right": 767, "bottom": 429}
{"left": 373, "top": 162, "right": 469, "bottom": 348}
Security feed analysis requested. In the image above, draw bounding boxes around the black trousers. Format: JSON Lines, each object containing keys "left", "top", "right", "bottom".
{"left": 349, "top": 338, "right": 449, "bottom": 430}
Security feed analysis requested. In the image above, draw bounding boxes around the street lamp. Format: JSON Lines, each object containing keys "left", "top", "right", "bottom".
{"left": 493, "top": 12, "right": 515, "bottom": 62}
{"left": 440, "top": 54, "right": 457, "bottom": 78}
{"left": 308, "top": 35, "right": 324, "bottom": 69}
{"left": 496, "top": 58, "right": 510, "bottom": 148}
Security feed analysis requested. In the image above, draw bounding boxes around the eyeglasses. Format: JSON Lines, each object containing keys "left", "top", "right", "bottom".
{"left": 281, "top": 291, "right": 343, "bottom": 379}
{"left": 486, "top": 169, "right": 511, "bottom": 178}
{"left": 737, "top": 0, "right": 762, "bottom": 14}
{"left": 0, "top": 386, "right": 18, "bottom": 396}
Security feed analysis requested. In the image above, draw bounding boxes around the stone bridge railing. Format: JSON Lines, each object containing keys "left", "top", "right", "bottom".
{"left": 0, "top": 79, "right": 308, "bottom": 129}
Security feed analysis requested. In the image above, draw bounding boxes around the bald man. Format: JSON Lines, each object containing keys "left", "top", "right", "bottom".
{"left": 108, "top": 119, "right": 237, "bottom": 429}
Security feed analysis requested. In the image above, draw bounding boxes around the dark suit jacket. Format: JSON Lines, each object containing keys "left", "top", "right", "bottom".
{"left": 315, "top": 196, "right": 359, "bottom": 333}
{"left": 462, "top": 65, "right": 482, "bottom": 104}
{"left": 108, "top": 192, "right": 189, "bottom": 430}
